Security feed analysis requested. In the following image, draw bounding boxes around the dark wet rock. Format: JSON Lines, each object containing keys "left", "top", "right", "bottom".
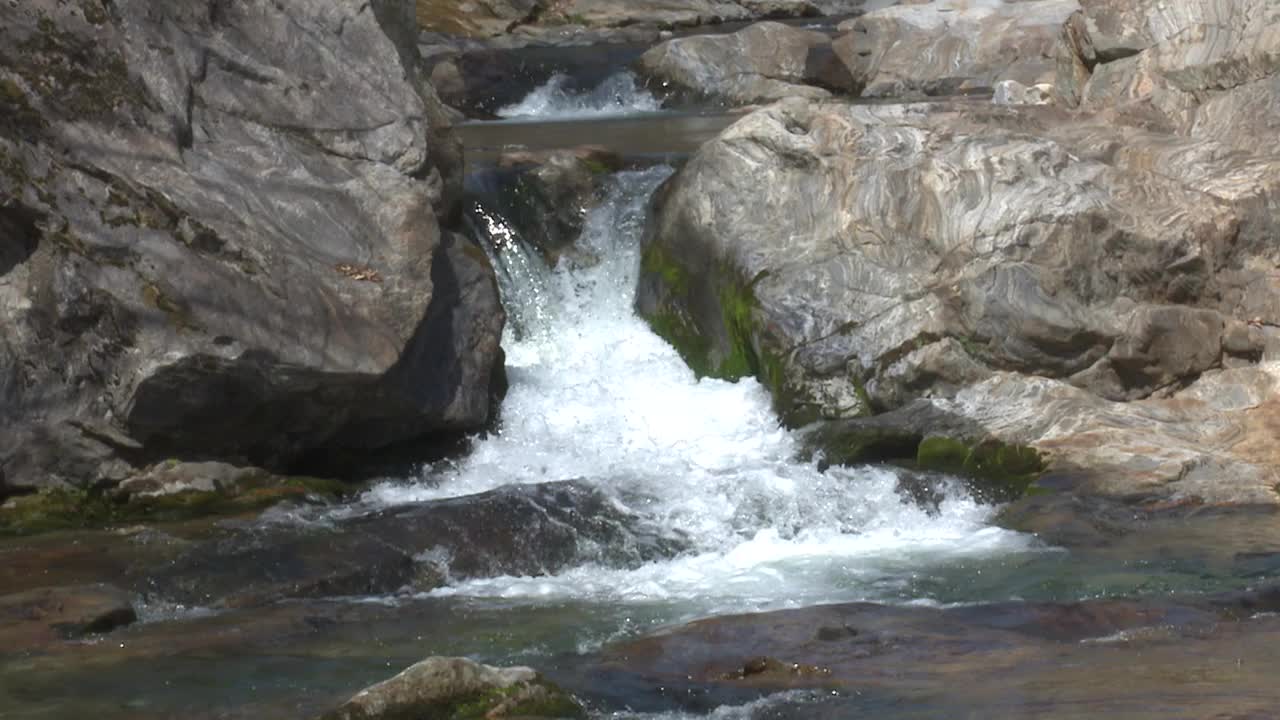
{"left": 580, "top": 587, "right": 1280, "bottom": 716}
{"left": 637, "top": 22, "right": 839, "bottom": 105}
{"left": 139, "top": 481, "right": 686, "bottom": 607}
{"left": 0, "top": 584, "right": 136, "bottom": 651}
{"left": 833, "top": 0, "right": 1079, "bottom": 99}
{"left": 425, "top": 42, "right": 651, "bottom": 118}
{"left": 468, "top": 148, "right": 624, "bottom": 265}
{"left": 0, "top": 0, "right": 504, "bottom": 496}
{"left": 320, "top": 656, "right": 584, "bottom": 720}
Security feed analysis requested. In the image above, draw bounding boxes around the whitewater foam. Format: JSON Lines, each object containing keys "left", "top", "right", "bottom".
{"left": 361, "top": 167, "right": 1040, "bottom": 612}
{"left": 497, "top": 72, "right": 663, "bottom": 119}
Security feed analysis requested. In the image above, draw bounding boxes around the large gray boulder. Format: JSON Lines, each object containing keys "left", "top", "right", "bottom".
{"left": 0, "top": 0, "right": 505, "bottom": 494}
{"left": 637, "top": 21, "right": 842, "bottom": 105}
{"left": 1061, "top": 0, "right": 1280, "bottom": 117}
{"left": 637, "top": 68, "right": 1280, "bottom": 502}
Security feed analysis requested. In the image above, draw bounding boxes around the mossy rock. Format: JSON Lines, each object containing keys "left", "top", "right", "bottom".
{"left": 321, "top": 657, "right": 585, "bottom": 720}
{"left": 0, "top": 475, "right": 351, "bottom": 537}
{"left": 806, "top": 423, "right": 924, "bottom": 468}
{"left": 638, "top": 248, "right": 762, "bottom": 381}
{"left": 639, "top": 238, "right": 876, "bottom": 425}
{"left": 451, "top": 683, "right": 586, "bottom": 720}
{"left": 916, "top": 436, "right": 1045, "bottom": 503}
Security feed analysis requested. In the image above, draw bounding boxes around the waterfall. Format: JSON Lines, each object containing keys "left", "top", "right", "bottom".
{"left": 362, "top": 167, "right": 1040, "bottom": 615}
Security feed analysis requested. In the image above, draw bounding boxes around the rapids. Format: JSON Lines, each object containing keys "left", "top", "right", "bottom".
{"left": 355, "top": 167, "right": 1042, "bottom": 617}
{"left": 496, "top": 71, "right": 663, "bottom": 119}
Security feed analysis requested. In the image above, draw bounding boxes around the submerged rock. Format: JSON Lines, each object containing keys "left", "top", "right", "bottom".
{"left": 321, "top": 656, "right": 584, "bottom": 720}
{"left": 581, "top": 586, "right": 1280, "bottom": 717}
{"left": 139, "top": 480, "right": 686, "bottom": 608}
{"left": 0, "top": 0, "right": 504, "bottom": 497}
{"left": 0, "top": 584, "right": 137, "bottom": 652}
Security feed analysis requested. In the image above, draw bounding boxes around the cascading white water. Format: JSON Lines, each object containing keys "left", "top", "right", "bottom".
{"left": 496, "top": 71, "right": 662, "bottom": 119}
{"left": 364, "top": 167, "right": 1040, "bottom": 614}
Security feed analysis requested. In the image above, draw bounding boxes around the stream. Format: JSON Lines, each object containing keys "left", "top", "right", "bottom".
{"left": 4, "top": 75, "right": 1280, "bottom": 720}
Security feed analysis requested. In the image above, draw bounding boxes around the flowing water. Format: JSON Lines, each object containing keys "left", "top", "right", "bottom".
{"left": 366, "top": 167, "right": 1040, "bottom": 617}
{"left": 496, "top": 72, "right": 663, "bottom": 119}
{"left": 5, "top": 74, "right": 1280, "bottom": 720}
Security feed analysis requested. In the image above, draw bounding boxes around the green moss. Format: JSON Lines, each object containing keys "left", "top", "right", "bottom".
{"left": 80, "top": 0, "right": 109, "bottom": 26}
{"left": 917, "top": 437, "right": 970, "bottom": 471}
{"left": 450, "top": 683, "right": 584, "bottom": 720}
{"left": 814, "top": 425, "right": 923, "bottom": 466}
{"left": 644, "top": 304, "right": 713, "bottom": 377}
{"left": 916, "top": 437, "right": 1045, "bottom": 503}
{"left": 0, "top": 476, "right": 351, "bottom": 537}
{"left": 578, "top": 157, "right": 615, "bottom": 175}
{"left": 640, "top": 242, "right": 688, "bottom": 297}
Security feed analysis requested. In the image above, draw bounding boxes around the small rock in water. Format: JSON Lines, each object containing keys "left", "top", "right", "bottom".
{"left": 319, "top": 656, "right": 584, "bottom": 720}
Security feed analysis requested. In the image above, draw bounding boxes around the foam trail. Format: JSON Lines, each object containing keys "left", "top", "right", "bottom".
{"left": 497, "top": 71, "right": 662, "bottom": 119}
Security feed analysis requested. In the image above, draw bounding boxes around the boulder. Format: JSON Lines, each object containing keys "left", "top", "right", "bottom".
{"left": 1066, "top": 0, "right": 1279, "bottom": 119}
{"left": 833, "top": 0, "right": 1080, "bottom": 98}
{"left": 138, "top": 481, "right": 686, "bottom": 607}
{"left": 814, "top": 365, "right": 1280, "bottom": 506}
{"left": 637, "top": 75, "right": 1280, "bottom": 502}
{"left": 637, "top": 22, "right": 842, "bottom": 105}
{"left": 639, "top": 99, "right": 1247, "bottom": 418}
{"left": 321, "top": 656, "right": 583, "bottom": 720}
{"left": 0, "top": 0, "right": 505, "bottom": 495}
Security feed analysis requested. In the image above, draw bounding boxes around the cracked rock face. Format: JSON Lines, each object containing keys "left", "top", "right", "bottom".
{"left": 0, "top": 0, "right": 504, "bottom": 494}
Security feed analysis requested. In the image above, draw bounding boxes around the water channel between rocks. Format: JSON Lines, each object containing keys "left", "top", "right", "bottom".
{"left": 4, "top": 78, "right": 1280, "bottom": 720}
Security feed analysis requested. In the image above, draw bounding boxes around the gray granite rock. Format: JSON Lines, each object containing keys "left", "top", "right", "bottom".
{"left": 0, "top": 0, "right": 504, "bottom": 493}
{"left": 637, "top": 21, "right": 838, "bottom": 105}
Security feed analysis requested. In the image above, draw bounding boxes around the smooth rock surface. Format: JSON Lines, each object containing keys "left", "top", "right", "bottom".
{"left": 637, "top": 21, "right": 840, "bottom": 105}
{"left": 0, "top": 0, "right": 505, "bottom": 494}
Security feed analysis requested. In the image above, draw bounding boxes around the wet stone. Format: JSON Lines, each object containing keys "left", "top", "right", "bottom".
{"left": 0, "top": 584, "right": 137, "bottom": 653}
